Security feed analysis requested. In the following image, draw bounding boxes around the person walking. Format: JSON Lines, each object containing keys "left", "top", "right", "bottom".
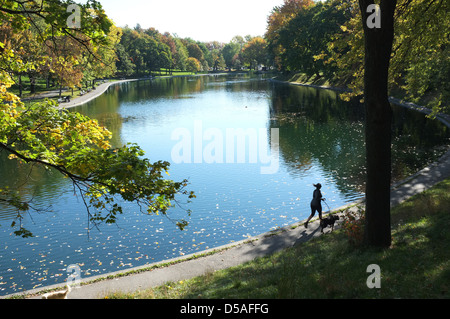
{"left": 304, "top": 183, "right": 325, "bottom": 228}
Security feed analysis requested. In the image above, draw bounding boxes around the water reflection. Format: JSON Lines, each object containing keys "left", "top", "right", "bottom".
{"left": 268, "top": 81, "right": 449, "bottom": 190}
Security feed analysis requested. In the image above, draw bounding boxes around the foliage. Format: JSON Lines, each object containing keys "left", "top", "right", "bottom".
{"left": 0, "top": 88, "right": 195, "bottom": 235}
{"left": 341, "top": 207, "right": 365, "bottom": 247}
{"left": 277, "top": 0, "right": 348, "bottom": 77}
{"left": 392, "top": 0, "right": 450, "bottom": 115}
{"left": 241, "top": 37, "right": 268, "bottom": 70}
{"left": 222, "top": 42, "right": 240, "bottom": 70}
{"left": 265, "top": 0, "right": 314, "bottom": 70}
{"left": 185, "top": 57, "right": 201, "bottom": 73}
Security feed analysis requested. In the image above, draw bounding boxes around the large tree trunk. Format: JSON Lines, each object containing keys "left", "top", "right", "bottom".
{"left": 359, "top": 0, "right": 397, "bottom": 248}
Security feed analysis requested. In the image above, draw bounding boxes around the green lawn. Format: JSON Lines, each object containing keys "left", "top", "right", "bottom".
{"left": 107, "top": 178, "right": 450, "bottom": 299}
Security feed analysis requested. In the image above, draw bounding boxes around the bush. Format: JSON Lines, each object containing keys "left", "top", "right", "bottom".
{"left": 342, "top": 207, "right": 365, "bottom": 246}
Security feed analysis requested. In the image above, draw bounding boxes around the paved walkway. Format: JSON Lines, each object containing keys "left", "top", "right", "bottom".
{"left": 4, "top": 80, "right": 450, "bottom": 299}
{"left": 57, "top": 79, "right": 138, "bottom": 110}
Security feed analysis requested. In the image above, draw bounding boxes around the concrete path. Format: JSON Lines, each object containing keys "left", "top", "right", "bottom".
{"left": 57, "top": 79, "right": 137, "bottom": 110}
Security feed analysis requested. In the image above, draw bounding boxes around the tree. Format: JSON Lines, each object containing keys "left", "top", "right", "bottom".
{"left": 115, "top": 41, "right": 135, "bottom": 76}
{"left": 186, "top": 42, "right": 204, "bottom": 62}
{"left": 241, "top": 37, "right": 267, "bottom": 70}
{"left": 265, "top": 0, "right": 314, "bottom": 70}
{"left": 0, "top": 0, "right": 194, "bottom": 237}
{"left": 276, "top": 1, "right": 348, "bottom": 77}
{"left": 0, "top": 21, "right": 48, "bottom": 97}
{"left": 185, "top": 57, "right": 201, "bottom": 73}
{"left": 47, "top": 35, "right": 84, "bottom": 96}
{"left": 173, "top": 38, "right": 189, "bottom": 71}
{"left": 328, "top": 0, "right": 449, "bottom": 112}
{"left": 82, "top": 22, "right": 121, "bottom": 85}
{"left": 222, "top": 42, "right": 240, "bottom": 71}
{"left": 390, "top": 0, "right": 450, "bottom": 116}
{"left": 161, "top": 33, "right": 177, "bottom": 74}
{"left": 359, "top": 0, "right": 397, "bottom": 248}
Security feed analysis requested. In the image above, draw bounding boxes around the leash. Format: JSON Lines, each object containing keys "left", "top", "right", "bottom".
{"left": 323, "top": 199, "right": 332, "bottom": 213}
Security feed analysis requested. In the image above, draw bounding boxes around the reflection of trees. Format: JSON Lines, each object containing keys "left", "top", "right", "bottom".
{"left": 272, "top": 117, "right": 367, "bottom": 194}
{"left": 0, "top": 152, "right": 72, "bottom": 219}
{"left": 391, "top": 106, "right": 450, "bottom": 178}
{"left": 74, "top": 89, "right": 124, "bottom": 148}
{"left": 114, "top": 77, "right": 210, "bottom": 103}
{"left": 269, "top": 83, "right": 366, "bottom": 194}
{"left": 269, "top": 82, "right": 450, "bottom": 193}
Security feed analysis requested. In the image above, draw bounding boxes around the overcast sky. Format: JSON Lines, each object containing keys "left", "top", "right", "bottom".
{"left": 98, "top": 0, "right": 285, "bottom": 43}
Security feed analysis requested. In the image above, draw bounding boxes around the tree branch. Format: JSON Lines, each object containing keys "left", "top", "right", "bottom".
{"left": 0, "top": 141, "right": 94, "bottom": 184}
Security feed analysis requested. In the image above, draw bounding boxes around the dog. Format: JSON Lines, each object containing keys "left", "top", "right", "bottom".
{"left": 320, "top": 215, "right": 340, "bottom": 233}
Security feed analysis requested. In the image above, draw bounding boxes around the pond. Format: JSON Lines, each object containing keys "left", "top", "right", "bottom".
{"left": 0, "top": 74, "right": 448, "bottom": 295}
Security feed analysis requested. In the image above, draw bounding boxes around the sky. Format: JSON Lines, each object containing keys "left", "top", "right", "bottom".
{"left": 98, "top": 0, "right": 285, "bottom": 43}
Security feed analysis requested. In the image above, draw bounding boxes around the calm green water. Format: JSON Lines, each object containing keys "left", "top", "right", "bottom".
{"left": 0, "top": 74, "right": 448, "bottom": 295}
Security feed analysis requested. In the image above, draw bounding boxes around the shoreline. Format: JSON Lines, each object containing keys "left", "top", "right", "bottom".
{"left": 3, "top": 76, "right": 450, "bottom": 299}
{"left": 57, "top": 73, "right": 232, "bottom": 110}
{"left": 57, "top": 78, "right": 139, "bottom": 110}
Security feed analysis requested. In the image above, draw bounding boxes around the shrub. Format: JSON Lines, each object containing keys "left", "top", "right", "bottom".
{"left": 342, "top": 207, "right": 365, "bottom": 246}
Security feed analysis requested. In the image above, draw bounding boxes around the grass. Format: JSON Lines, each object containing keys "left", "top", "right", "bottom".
{"left": 106, "top": 178, "right": 450, "bottom": 299}
{"left": 273, "top": 72, "right": 334, "bottom": 88}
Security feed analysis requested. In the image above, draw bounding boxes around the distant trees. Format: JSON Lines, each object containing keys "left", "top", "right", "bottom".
{"left": 222, "top": 42, "right": 241, "bottom": 71}
{"left": 116, "top": 26, "right": 268, "bottom": 75}
{"left": 185, "top": 57, "right": 202, "bottom": 73}
{"left": 241, "top": 37, "right": 268, "bottom": 70}
{"left": 266, "top": 0, "right": 314, "bottom": 71}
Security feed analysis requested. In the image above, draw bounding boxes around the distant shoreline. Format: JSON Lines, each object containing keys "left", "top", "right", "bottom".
{"left": 57, "top": 73, "right": 232, "bottom": 110}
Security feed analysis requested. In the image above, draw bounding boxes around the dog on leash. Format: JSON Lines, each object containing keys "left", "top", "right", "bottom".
{"left": 320, "top": 215, "right": 340, "bottom": 233}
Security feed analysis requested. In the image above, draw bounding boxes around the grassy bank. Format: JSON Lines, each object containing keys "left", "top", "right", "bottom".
{"left": 107, "top": 178, "right": 450, "bottom": 299}
{"left": 272, "top": 72, "right": 338, "bottom": 89}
